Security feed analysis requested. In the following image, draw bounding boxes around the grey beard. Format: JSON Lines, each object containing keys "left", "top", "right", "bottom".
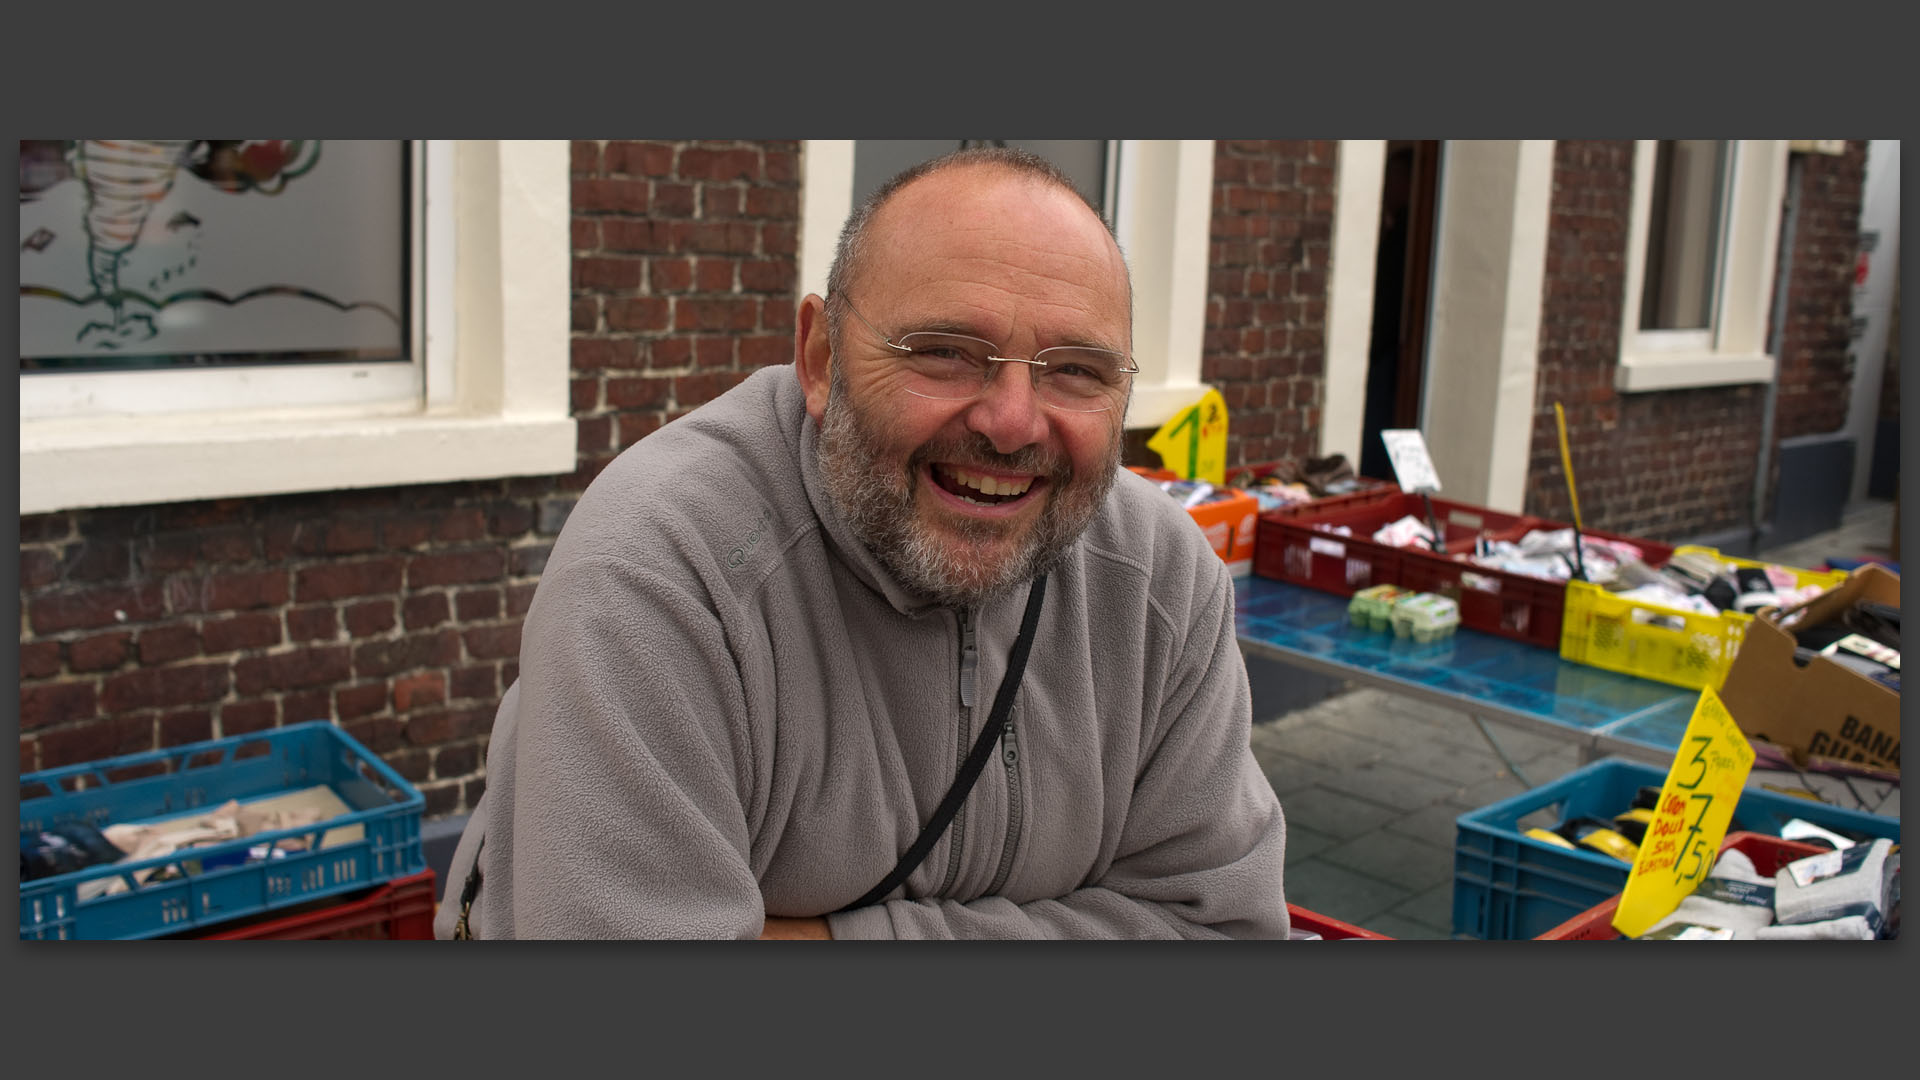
{"left": 816, "top": 378, "right": 1119, "bottom": 609}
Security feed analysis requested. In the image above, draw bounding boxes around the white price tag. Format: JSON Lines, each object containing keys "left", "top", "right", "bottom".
{"left": 1381, "top": 429, "right": 1442, "bottom": 494}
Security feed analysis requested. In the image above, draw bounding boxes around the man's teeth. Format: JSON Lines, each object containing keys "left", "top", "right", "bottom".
{"left": 946, "top": 467, "right": 1033, "bottom": 498}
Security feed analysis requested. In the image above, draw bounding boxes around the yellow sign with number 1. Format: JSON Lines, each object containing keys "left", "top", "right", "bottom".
{"left": 1146, "top": 388, "right": 1228, "bottom": 486}
{"left": 1610, "top": 685, "right": 1756, "bottom": 938}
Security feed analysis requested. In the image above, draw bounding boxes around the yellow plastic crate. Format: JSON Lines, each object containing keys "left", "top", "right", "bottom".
{"left": 1557, "top": 546, "right": 1849, "bottom": 691}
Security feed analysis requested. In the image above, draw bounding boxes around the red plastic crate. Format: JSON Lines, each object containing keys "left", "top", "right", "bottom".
{"left": 1535, "top": 833, "right": 1825, "bottom": 940}
{"left": 1288, "top": 903, "right": 1393, "bottom": 940}
{"left": 196, "top": 869, "right": 437, "bottom": 940}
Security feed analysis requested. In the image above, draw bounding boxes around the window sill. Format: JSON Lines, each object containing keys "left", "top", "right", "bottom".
{"left": 1614, "top": 351, "right": 1775, "bottom": 393}
{"left": 20, "top": 410, "right": 578, "bottom": 515}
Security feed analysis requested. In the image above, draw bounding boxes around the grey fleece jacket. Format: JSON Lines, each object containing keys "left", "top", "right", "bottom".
{"left": 434, "top": 364, "right": 1288, "bottom": 939}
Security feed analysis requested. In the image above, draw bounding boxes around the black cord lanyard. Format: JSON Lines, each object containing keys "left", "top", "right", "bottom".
{"left": 838, "top": 573, "right": 1048, "bottom": 913}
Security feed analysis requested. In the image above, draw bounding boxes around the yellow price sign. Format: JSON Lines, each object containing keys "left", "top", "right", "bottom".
{"left": 1146, "top": 388, "right": 1228, "bottom": 486}
{"left": 1610, "top": 685, "right": 1756, "bottom": 938}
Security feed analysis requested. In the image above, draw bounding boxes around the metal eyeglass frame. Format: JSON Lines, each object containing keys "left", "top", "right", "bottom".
{"left": 836, "top": 295, "right": 1138, "bottom": 412}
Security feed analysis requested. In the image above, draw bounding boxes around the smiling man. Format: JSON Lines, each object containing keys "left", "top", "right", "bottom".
{"left": 435, "top": 148, "right": 1289, "bottom": 940}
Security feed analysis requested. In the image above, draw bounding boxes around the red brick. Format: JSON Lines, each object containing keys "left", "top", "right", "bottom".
{"left": 505, "top": 583, "right": 538, "bottom": 618}
{"left": 575, "top": 256, "right": 644, "bottom": 291}
{"left": 571, "top": 376, "right": 601, "bottom": 414}
{"left": 423, "top": 782, "right": 460, "bottom": 817}
{"left": 281, "top": 688, "right": 331, "bottom": 724}
{"left": 136, "top": 625, "right": 202, "bottom": 665}
{"left": 509, "top": 544, "right": 553, "bottom": 577}
{"left": 381, "top": 513, "right": 436, "bottom": 550}
{"left": 607, "top": 297, "right": 671, "bottom": 332}
{"left": 393, "top": 672, "right": 448, "bottom": 713}
{"left": 294, "top": 558, "right": 403, "bottom": 602}
{"left": 345, "top": 716, "right": 405, "bottom": 754}
{"left": 354, "top": 629, "right": 462, "bottom": 678}
{"left": 577, "top": 415, "right": 612, "bottom": 454}
{"left": 463, "top": 776, "right": 488, "bottom": 807}
{"left": 679, "top": 147, "right": 760, "bottom": 182}
{"left": 390, "top": 748, "right": 433, "bottom": 783}
{"left": 407, "top": 548, "right": 506, "bottom": 589}
{"left": 21, "top": 641, "right": 64, "bottom": 679}
{"left": 321, "top": 519, "right": 379, "bottom": 555}
{"left": 571, "top": 217, "right": 599, "bottom": 251}
{"left": 571, "top": 338, "right": 639, "bottom": 372}
{"left": 617, "top": 413, "right": 664, "bottom": 447}
{"left": 31, "top": 583, "right": 167, "bottom": 634}
{"left": 691, "top": 336, "right": 733, "bottom": 369}
{"left": 571, "top": 140, "right": 600, "bottom": 174}
{"left": 602, "top": 219, "right": 672, "bottom": 254}
{"left": 744, "top": 188, "right": 798, "bottom": 219}
{"left": 21, "top": 681, "right": 98, "bottom": 731}
{"left": 434, "top": 742, "right": 479, "bottom": 777}
{"left": 673, "top": 221, "right": 759, "bottom": 255}
{"left": 206, "top": 569, "right": 289, "bottom": 611}
{"left": 36, "top": 721, "right": 123, "bottom": 770}
{"left": 760, "top": 222, "right": 797, "bottom": 256}
{"left": 648, "top": 337, "right": 693, "bottom": 371}
{"left": 221, "top": 699, "right": 279, "bottom": 736}
{"left": 455, "top": 588, "right": 502, "bottom": 621}
{"left": 344, "top": 599, "right": 398, "bottom": 638}
{"left": 202, "top": 612, "right": 280, "bottom": 654}
{"left": 572, "top": 178, "right": 651, "bottom": 215}
{"left": 765, "top": 148, "right": 797, "bottom": 184}
{"left": 701, "top": 187, "right": 742, "bottom": 219}
{"left": 70, "top": 631, "right": 132, "bottom": 672}
{"left": 233, "top": 646, "right": 352, "bottom": 695}
{"left": 403, "top": 593, "right": 450, "bottom": 630}
{"left": 20, "top": 513, "right": 74, "bottom": 544}
{"left": 740, "top": 259, "right": 795, "bottom": 293}
{"left": 21, "top": 548, "right": 60, "bottom": 588}
{"left": 450, "top": 664, "right": 498, "bottom": 701}
{"left": 650, "top": 258, "right": 693, "bottom": 293}
{"left": 675, "top": 298, "right": 757, "bottom": 332}
{"left": 61, "top": 539, "right": 130, "bottom": 583}
{"left": 159, "top": 708, "right": 213, "bottom": 747}
{"left": 102, "top": 662, "right": 230, "bottom": 712}
{"left": 674, "top": 371, "right": 749, "bottom": 407}
{"left": 606, "top": 140, "right": 675, "bottom": 177}
{"left": 433, "top": 509, "right": 489, "bottom": 544}
{"left": 606, "top": 376, "right": 671, "bottom": 410}
{"left": 463, "top": 624, "right": 522, "bottom": 661}
{"left": 694, "top": 258, "right": 735, "bottom": 292}
{"left": 336, "top": 682, "right": 390, "bottom": 720}
{"left": 198, "top": 526, "right": 257, "bottom": 564}
{"left": 572, "top": 296, "right": 598, "bottom": 332}
{"left": 287, "top": 605, "right": 339, "bottom": 642}
{"left": 405, "top": 706, "right": 486, "bottom": 746}
{"left": 740, "top": 335, "right": 791, "bottom": 368}
{"left": 653, "top": 183, "right": 697, "bottom": 217}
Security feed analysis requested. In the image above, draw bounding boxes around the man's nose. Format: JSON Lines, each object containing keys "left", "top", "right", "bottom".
{"left": 964, "top": 361, "right": 1052, "bottom": 455}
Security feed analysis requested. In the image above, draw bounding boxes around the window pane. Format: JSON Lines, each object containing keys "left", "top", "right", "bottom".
{"left": 851, "top": 140, "right": 1110, "bottom": 221}
{"left": 20, "top": 140, "right": 410, "bottom": 372}
{"left": 1639, "top": 139, "right": 1728, "bottom": 331}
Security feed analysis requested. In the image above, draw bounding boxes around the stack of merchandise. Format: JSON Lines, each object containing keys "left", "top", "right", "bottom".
{"left": 1347, "top": 584, "right": 1460, "bottom": 642}
{"left": 1599, "top": 549, "right": 1831, "bottom": 618}
{"left": 1773, "top": 585, "right": 1901, "bottom": 694}
{"left": 1150, "top": 478, "right": 1242, "bottom": 511}
{"left": 1237, "top": 454, "right": 1370, "bottom": 513}
{"left": 1635, "top": 837, "right": 1900, "bottom": 941}
{"left": 1470, "top": 528, "right": 1648, "bottom": 586}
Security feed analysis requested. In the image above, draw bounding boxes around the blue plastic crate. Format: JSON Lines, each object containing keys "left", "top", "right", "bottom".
{"left": 1452, "top": 756, "right": 1899, "bottom": 941}
{"left": 20, "top": 722, "right": 424, "bottom": 940}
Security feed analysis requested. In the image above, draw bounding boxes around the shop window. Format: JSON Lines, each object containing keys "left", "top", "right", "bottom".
{"left": 1616, "top": 140, "right": 1789, "bottom": 392}
{"left": 18, "top": 140, "right": 576, "bottom": 515}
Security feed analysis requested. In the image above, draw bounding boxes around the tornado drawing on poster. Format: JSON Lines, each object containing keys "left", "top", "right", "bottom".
{"left": 19, "top": 140, "right": 407, "bottom": 371}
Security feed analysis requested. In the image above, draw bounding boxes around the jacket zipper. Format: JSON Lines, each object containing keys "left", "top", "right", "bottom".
{"left": 986, "top": 709, "right": 1023, "bottom": 895}
{"left": 936, "top": 607, "right": 977, "bottom": 896}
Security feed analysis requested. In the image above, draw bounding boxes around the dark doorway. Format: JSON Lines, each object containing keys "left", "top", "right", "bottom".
{"left": 1358, "top": 141, "right": 1441, "bottom": 482}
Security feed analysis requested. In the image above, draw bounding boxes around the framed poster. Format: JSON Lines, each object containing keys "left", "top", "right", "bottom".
{"left": 19, "top": 139, "right": 410, "bottom": 372}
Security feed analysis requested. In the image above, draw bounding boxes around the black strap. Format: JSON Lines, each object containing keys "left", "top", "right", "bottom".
{"left": 839, "top": 573, "right": 1048, "bottom": 913}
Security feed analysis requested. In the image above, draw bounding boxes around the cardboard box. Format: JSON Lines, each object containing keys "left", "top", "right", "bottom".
{"left": 1130, "top": 467, "right": 1260, "bottom": 577}
{"left": 1717, "top": 564, "right": 1900, "bottom": 774}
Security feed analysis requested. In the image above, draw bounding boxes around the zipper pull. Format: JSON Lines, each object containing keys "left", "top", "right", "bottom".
{"left": 1001, "top": 721, "right": 1018, "bottom": 766}
{"left": 959, "top": 608, "right": 977, "bottom": 708}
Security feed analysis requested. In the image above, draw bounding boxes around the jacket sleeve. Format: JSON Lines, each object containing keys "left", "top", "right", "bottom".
{"left": 489, "top": 554, "right": 767, "bottom": 939}
{"left": 825, "top": 561, "right": 1291, "bottom": 940}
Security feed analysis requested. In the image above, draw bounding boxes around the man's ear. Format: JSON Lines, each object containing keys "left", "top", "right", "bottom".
{"left": 794, "top": 293, "right": 832, "bottom": 425}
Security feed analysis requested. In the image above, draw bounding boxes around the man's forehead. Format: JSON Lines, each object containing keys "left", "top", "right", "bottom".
{"left": 859, "top": 165, "right": 1129, "bottom": 297}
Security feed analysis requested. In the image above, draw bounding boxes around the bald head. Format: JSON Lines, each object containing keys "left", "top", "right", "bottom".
{"left": 824, "top": 148, "right": 1130, "bottom": 338}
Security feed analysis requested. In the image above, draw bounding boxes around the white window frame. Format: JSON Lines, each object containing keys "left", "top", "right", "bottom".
{"left": 1615, "top": 139, "right": 1789, "bottom": 393}
{"left": 19, "top": 140, "right": 577, "bottom": 516}
{"left": 798, "top": 140, "right": 1215, "bottom": 431}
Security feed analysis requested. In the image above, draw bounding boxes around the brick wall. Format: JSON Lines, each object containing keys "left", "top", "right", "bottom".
{"left": 18, "top": 140, "right": 801, "bottom": 820}
{"left": 1203, "top": 141, "right": 1337, "bottom": 468}
{"left": 1774, "top": 142, "right": 1869, "bottom": 441}
{"left": 1526, "top": 141, "right": 1768, "bottom": 540}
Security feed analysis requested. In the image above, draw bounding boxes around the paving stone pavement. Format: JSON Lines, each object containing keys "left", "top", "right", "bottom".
{"left": 1254, "top": 499, "right": 1901, "bottom": 941}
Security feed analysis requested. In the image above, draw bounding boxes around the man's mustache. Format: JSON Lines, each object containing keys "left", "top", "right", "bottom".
{"left": 908, "top": 432, "right": 1071, "bottom": 484}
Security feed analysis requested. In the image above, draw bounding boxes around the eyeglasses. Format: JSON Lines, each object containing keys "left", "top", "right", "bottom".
{"left": 838, "top": 296, "right": 1136, "bottom": 414}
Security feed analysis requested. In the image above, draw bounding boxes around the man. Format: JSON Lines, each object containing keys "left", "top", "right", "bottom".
{"left": 434, "top": 147, "right": 1289, "bottom": 939}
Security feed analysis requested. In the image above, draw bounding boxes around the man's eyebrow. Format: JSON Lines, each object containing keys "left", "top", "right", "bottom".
{"left": 898, "top": 316, "right": 1128, "bottom": 354}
